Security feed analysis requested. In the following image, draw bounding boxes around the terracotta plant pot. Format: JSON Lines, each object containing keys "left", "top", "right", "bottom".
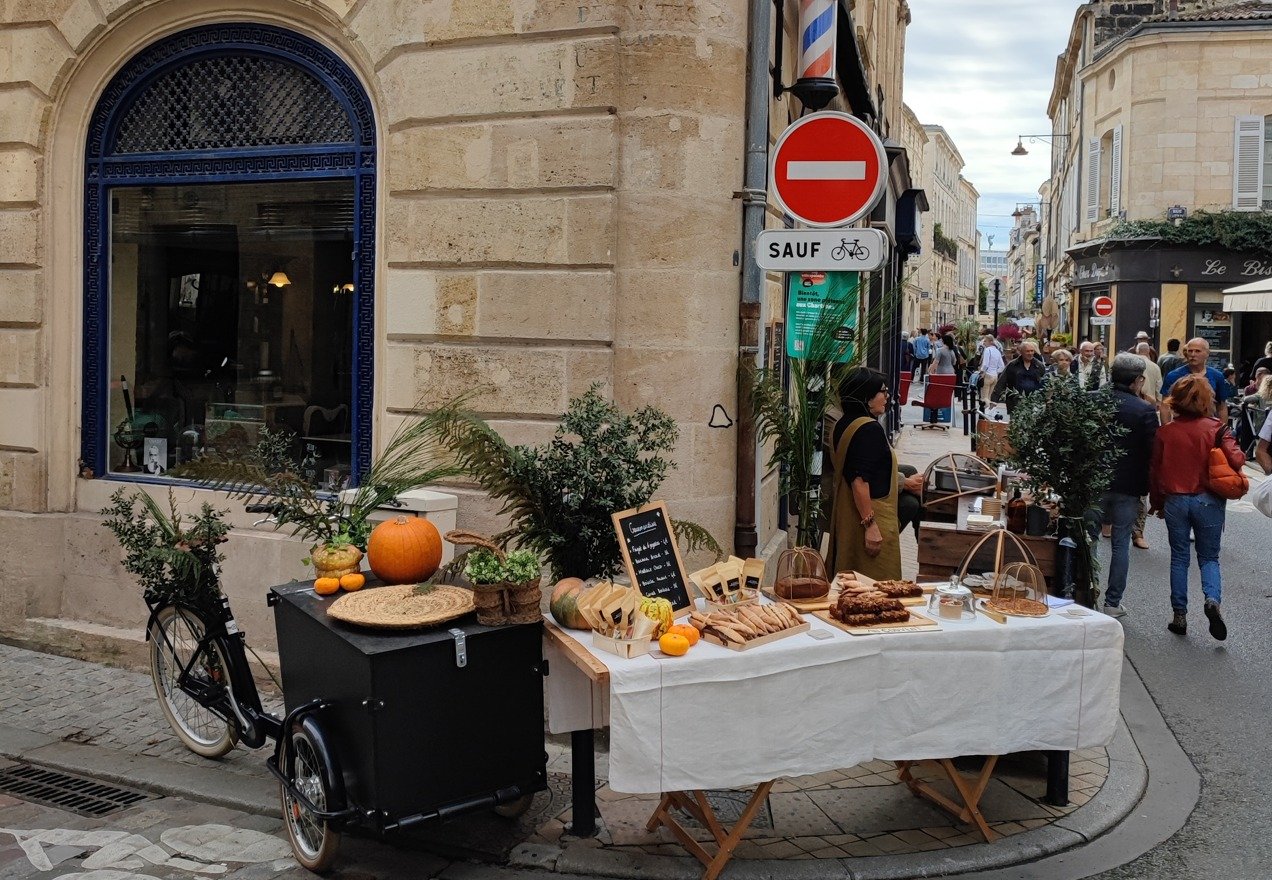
{"left": 311, "top": 543, "right": 363, "bottom": 579}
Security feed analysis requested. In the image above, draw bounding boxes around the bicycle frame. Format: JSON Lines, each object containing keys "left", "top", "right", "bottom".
{"left": 144, "top": 595, "right": 281, "bottom": 749}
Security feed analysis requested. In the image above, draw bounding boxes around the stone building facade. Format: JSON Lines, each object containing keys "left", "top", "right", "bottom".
{"left": 1043, "top": 0, "right": 1272, "bottom": 364}
{"left": 913, "top": 124, "right": 977, "bottom": 329}
{"left": 0, "top": 0, "right": 924, "bottom": 661}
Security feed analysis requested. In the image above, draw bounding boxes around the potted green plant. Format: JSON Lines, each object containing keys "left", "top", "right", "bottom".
{"left": 174, "top": 405, "right": 465, "bottom": 578}
{"left": 434, "top": 385, "right": 722, "bottom": 582}
{"left": 100, "top": 488, "right": 230, "bottom": 610}
{"left": 1005, "top": 375, "right": 1125, "bottom": 607}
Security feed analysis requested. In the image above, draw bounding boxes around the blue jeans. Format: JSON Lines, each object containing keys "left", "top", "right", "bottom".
{"left": 1163, "top": 492, "right": 1226, "bottom": 612}
{"left": 1102, "top": 492, "right": 1140, "bottom": 607}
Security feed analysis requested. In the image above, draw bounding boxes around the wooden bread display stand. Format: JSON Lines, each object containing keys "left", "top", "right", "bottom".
{"left": 894, "top": 755, "right": 1002, "bottom": 842}
{"left": 698, "top": 621, "right": 810, "bottom": 651}
{"left": 646, "top": 782, "right": 777, "bottom": 880}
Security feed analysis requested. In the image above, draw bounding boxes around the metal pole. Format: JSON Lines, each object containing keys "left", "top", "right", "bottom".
{"left": 734, "top": 0, "right": 772, "bottom": 560}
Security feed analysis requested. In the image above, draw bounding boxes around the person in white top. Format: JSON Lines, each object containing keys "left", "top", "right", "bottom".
{"left": 1257, "top": 408, "right": 1271, "bottom": 474}
{"left": 978, "top": 332, "right": 1005, "bottom": 409}
{"left": 1135, "top": 342, "right": 1163, "bottom": 404}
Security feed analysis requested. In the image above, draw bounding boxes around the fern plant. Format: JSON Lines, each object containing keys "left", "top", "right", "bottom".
{"left": 100, "top": 488, "right": 230, "bottom": 608}
{"left": 172, "top": 405, "right": 466, "bottom": 552}
{"left": 435, "top": 385, "right": 723, "bottom": 581}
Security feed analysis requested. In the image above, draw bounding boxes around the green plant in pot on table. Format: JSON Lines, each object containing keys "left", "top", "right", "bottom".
{"left": 432, "top": 385, "right": 724, "bottom": 629}
{"left": 1004, "top": 374, "right": 1125, "bottom": 607}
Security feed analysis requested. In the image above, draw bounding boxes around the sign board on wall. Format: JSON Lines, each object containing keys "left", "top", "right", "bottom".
{"left": 1034, "top": 263, "right": 1045, "bottom": 306}
{"left": 755, "top": 228, "right": 887, "bottom": 271}
{"left": 785, "top": 271, "right": 859, "bottom": 362}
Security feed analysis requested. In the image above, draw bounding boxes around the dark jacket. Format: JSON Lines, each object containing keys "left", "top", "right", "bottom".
{"left": 991, "top": 357, "right": 1046, "bottom": 412}
{"left": 1106, "top": 387, "right": 1158, "bottom": 497}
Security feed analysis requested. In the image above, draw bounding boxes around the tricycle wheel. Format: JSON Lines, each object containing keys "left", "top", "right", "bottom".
{"left": 281, "top": 726, "right": 341, "bottom": 872}
{"left": 493, "top": 793, "right": 534, "bottom": 818}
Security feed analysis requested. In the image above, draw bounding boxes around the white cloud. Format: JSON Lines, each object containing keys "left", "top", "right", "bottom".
{"left": 903, "top": 0, "right": 1079, "bottom": 244}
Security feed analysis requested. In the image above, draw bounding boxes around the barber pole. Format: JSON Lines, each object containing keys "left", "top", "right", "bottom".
{"left": 790, "top": 0, "right": 839, "bottom": 110}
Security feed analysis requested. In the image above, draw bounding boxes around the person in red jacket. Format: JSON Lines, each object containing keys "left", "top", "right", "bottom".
{"left": 1149, "top": 375, "right": 1246, "bottom": 640}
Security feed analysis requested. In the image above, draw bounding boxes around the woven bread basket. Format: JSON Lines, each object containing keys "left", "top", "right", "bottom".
{"left": 446, "top": 530, "right": 543, "bottom": 626}
{"left": 326, "top": 584, "right": 474, "bottom": 630}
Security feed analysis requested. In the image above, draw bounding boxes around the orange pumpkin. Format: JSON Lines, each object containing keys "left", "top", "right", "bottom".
{"left": 667, "top": 623, "right": 700, "bottom": 646}
{"left": 313, "top": 577, "right": 341, "bottom": 595}
{"left": 658, "top": 632, "right": 691, "bottom": 656}
{"left": 367, "top": 515, "right": 442, "bottom": 584}
{"left": 339, "top": 573, "right": 366, "bottom": 591}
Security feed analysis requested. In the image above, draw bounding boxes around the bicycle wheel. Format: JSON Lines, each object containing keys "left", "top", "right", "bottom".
{"left": 281, "top": 726, "right": 341, "bottom": 872}
{"left": 148, "top": 605, "right": 237, "bottom": 758}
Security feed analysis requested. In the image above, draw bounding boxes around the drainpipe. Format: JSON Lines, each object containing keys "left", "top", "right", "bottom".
{"left": 734, "top": 0, "right": 771, "bottom": 560}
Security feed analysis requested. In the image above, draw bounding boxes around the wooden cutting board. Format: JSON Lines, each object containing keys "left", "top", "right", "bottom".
{"left": 700, "top": 622, "right": 811, "bottom": 651}
{"left": 813, "top": 609, "right": 941, "bottom": 636}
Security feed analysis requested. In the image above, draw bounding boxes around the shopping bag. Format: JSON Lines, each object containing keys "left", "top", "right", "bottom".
{"left": 1251, "top": 476, "right": 1272, "bottom": 518}
{"left": 1206, "top": 426, "right": 1248, "bottom": 501}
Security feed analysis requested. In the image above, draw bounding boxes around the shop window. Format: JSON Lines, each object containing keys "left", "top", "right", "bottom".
{"left": 83, "top": 24, "right": 376, "bottom": 486}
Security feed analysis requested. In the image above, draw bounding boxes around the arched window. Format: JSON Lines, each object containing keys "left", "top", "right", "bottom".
{"left": 83, "top": 24, "right": 375, "bottom": 486}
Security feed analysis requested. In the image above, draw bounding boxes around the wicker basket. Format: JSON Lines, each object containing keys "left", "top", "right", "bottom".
{"left": 446, "top": 530, "right": 543, "bottom": 626}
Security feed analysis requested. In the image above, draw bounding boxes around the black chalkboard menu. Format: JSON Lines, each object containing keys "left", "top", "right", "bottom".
{"left": 611, "top": 501, "right": 692, "bottom": 616}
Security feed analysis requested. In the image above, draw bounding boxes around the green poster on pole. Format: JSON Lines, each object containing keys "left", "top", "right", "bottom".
{"left": 785, "top": 271, "right": 859, "bottom": 362}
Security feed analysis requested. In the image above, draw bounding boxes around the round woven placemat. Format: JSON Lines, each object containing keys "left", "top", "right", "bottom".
{"left": 326, "top": 584, "right": 475, "bottom": 630}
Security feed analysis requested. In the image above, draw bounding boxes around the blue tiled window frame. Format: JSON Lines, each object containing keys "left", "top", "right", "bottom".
{"left": 82, "top": 23, "right": 376, "bottom": 483}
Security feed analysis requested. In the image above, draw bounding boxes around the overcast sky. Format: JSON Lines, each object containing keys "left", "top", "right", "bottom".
{"left": 902, "top": 0, "right": 1079, "bottom": 253}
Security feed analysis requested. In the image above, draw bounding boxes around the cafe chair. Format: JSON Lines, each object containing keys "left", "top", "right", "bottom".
{"left": 897, "top": 370, "right": 913, "bottom": 406}
{"left": 912, "top": 374, "right": 956, "bottom": 431}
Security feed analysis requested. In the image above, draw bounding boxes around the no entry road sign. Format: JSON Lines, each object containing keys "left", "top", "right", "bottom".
{"left": 770, "top": 112, "right": 887, "bottom": 228}
{"left": 1091, "top": 294, "right": 1115, "bottom": 326}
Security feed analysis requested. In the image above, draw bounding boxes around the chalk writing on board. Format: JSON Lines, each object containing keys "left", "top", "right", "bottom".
{"left": 612, "top": 502, "right": 692, "bottom": 614}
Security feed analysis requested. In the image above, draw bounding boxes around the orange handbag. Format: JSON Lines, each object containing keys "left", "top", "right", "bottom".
{"left": 1207, "top": 425, "right": 1249, "bottom": 500}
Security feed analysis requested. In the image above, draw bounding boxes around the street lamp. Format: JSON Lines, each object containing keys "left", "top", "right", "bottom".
{"left": 1010, "top": 134, "right": 1071, "bottom": 156}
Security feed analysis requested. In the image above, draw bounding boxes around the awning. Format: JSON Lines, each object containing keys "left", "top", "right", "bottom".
{"left": 1222, "top": 277, "right": 1272, "bottom": 312}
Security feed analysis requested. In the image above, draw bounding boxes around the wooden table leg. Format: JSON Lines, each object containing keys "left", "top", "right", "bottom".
{"left": 644, "top": 781, "right": 776, "bottom": 880}
{"left": 893, "top": 757, "right": 1001, "bottom": 842}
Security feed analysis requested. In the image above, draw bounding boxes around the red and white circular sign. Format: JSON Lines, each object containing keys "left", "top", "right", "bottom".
{"left": 770, "top": 112, "right": 887, "bottom": 228}
{"left": 1092, "top": 295, "right": 1115, "bottom": 318}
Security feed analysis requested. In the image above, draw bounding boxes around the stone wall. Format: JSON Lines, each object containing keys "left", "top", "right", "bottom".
{"left": 0, "top": 0, "right": 749, "bottom": 658}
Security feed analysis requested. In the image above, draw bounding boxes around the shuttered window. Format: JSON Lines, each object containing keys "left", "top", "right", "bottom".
{"left": 1086, "top": 137, "right": 1101, "bottom": 224}
{"left": 1233, "top": 115, "right": 1263, "bottom": 211}
{"left": 1109, "top": 125, "right": 1123, "bottom": 218}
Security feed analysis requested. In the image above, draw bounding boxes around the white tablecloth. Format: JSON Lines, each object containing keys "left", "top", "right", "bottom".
{"left": 545, "top": 604, "right": 1123, "bottom": 794}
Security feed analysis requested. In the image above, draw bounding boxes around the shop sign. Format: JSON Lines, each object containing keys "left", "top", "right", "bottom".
{"left": 1034, "top": 263, "right": 1045, "bottom": 306}
{"left": 1075, "top": 261, "right": 1114, "bottom": 282}
{"left": 785, "top": 271, "right": 858, "bottom": 362}
{"left": 755, "top": 228, "right": 887, "bottom": 271}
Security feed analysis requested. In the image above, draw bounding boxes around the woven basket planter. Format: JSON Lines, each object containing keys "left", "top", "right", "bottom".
{"left": 447, "top": 530, "right": 544, "bottom": 626}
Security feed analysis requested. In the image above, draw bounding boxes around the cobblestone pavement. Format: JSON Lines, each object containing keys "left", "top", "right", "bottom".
{"left": 0, "top": 643, "right": 278, "bottom": 779}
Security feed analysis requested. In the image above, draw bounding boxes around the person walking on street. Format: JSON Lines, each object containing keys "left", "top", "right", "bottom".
{"left": 931, "top": 333, "right": 958, "bottom": 376}
{"left": 1160, "top": 337, "right": 1235, "bottom": 424}
{"left": 1149, "top": 375, "right": 1245, "bottom": 640}
{"left": 1158, "top": 338, "right": 1184, "bottom": 376}
{"left": 911, "top": 329, "right": 932, "bottom": 381}
{"left": 1100, "top": 354, "right": 1158, "bottom": 618}
{"left": 1135, "top": 342, "right": 1163, "bottom": 405}
{"left": 991, "top": 340, "right": 1046, "bottom": 414}
{"left": 978, "top": 331, "right": 1005, "bottom": 411}
{"left": 1047, "top": 348, "right": 1075, "bottom": 379}
{"left": 1076, "top": 341, "right": 1107, "bottom": 390}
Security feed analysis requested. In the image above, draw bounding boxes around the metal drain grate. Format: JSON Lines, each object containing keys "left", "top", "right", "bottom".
{"left": 0, "top": 764, "right": 151, "bottom": 817}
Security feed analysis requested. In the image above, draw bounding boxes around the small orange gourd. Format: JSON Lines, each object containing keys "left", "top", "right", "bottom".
{"left": 313, "top": 577, "right": 341, "bottom": 595}
{"left": 367, "top": 515, "right": 442, "bottom": 584}
{"left": 667, "top": 623, "right": 700, "bottom": 646}
{"left": 658, "top": 632, "right": 691, "bottom": 656}
{"left": 339, "top": 573, "right": 366, "bottom": 591}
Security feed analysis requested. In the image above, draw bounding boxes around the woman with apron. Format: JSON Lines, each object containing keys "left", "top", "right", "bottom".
{"left": 826, "top": 368, "right": 903, "bottom": 580}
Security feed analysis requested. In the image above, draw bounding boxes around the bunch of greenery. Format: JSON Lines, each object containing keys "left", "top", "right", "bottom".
{"left": 173, "top": 405, "right": 465, "bottom": 552}
{"left": 1107, "top": 210, "right": 1272, "bottom": 257}
{"left": 1005, "top": 375, "right": 1126, "bottom": 598}
{"left": 747, "top": 274, "right": 900, "bottom": 548}
{"left": 435, "top": 385, "right": 722, "bottom": 581}
{"left": 100, "top": 488, "right": 230, "bottom": 608}
{"left": 463, "top": 548, "right": 541, "bottom": 585}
